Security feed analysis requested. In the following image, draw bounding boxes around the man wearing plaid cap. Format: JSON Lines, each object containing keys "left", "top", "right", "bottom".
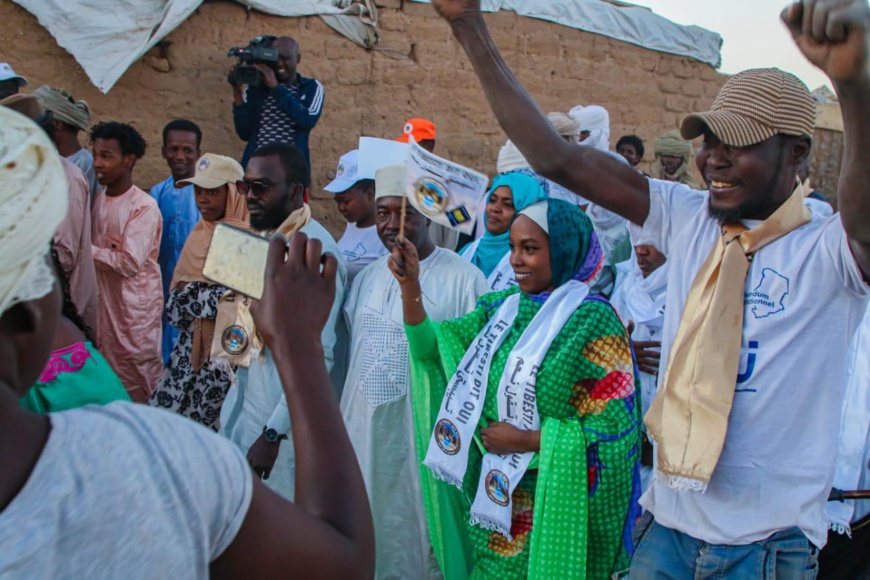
{"left": 428, "top": 0, "right": 870, "bottom": 576}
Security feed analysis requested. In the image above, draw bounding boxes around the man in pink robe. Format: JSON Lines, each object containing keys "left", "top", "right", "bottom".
{"left": 90, "top": 122, "right": 163, "bottom": 402}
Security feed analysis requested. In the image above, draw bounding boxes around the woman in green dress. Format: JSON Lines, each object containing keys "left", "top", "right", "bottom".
{"left": 390, "top": 198, "right": 642, "bottom": 579}
{"left": 20, "top": 249, "right": 129, "bottom": 413}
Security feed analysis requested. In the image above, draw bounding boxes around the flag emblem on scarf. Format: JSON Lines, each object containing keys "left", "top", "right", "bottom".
{"left": 485, "top": 470, "right": 510, "bottom": 506}
{"left": 435, "top": 419, "right": 461, "bottom": 455}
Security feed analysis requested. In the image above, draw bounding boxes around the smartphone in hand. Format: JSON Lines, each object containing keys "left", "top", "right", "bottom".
{"left": 203, "top": 223, "right": 270, "bottom": 299}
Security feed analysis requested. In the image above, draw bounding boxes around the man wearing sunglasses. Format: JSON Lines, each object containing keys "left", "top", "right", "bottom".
{"left": 219, "top": 142, "right": 348, "bottom": 501}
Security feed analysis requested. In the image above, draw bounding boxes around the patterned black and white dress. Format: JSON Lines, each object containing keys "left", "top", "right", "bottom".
{"left": 148, "top": 282, "right": 235, "bottom": 430}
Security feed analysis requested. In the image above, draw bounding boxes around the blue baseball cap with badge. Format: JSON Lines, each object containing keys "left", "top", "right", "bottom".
{"left": 324, "top": 149, "right": 364, "bottom": 194}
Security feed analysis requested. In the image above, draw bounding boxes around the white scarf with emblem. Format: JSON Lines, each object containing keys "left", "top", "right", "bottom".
{"left": 424, "top": 280, "right": 589, "bottom": 539}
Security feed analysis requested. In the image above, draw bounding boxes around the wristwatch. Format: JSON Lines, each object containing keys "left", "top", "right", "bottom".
{"left": 262, "top": 426, "right": 288, "bottom": 443}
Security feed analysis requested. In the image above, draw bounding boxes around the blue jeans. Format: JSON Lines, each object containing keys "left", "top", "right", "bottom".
{"left": 628, "top": 512, "right": 819, "bottom": 579}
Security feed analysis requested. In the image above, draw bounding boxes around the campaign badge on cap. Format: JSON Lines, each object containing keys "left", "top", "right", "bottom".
{"left": 336, "top": 162, "right": 345, "bottom": 176}
{"left": 198, "top": 157, "right": 210, "bottom": 171}
{"left": 404, "top": 122, "right": 414, "bottom": 135}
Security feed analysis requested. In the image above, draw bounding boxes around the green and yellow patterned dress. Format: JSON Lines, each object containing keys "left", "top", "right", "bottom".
{"left": 407, "top": 287, "right": 642, "bottom": 579}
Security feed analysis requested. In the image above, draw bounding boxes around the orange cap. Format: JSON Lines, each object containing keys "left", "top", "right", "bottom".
{"left": 397, "top": 118, "right": 436, "bottom": 143}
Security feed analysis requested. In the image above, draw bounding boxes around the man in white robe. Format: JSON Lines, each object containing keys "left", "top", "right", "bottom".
{"left": 610, "top": 222, "right": 668, "bottom": 492}
{"left": 821, "top": 303, "right": 870, "bottom": 578}
{"left": 340, "top": 168, "right": 487, "bottom": 579}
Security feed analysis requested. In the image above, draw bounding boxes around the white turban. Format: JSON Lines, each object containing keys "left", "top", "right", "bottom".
{"left": 569, "top": 105, "right": 611, "bottom": 152}
{"left": 547, "top": 112, "right": 580, "bottom": 138}
{"left": 496, "top": 140, "right": 530, "bottom": 174}
{"left": 0, "top": 107, "right": 68, "bottom": 315}
{"left": 628, "top": 217, "right": 667, "bottom": 256}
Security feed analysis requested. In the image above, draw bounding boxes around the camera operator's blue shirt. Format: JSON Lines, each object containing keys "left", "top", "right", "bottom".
{"left": 232, "top": 73, "right": 324, "bottom": 178}
{"left": 151, "top": 176, "right": 200, "bottom": 365}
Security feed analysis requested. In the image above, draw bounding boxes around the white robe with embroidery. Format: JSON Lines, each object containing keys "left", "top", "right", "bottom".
{"left": 340, "top": 249, "right": 487, "bottom": 579}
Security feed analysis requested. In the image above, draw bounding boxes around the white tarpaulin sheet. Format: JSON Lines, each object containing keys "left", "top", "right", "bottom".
{"left": 12, "top": 0, "right": 376, "bottom": 93}
{"left": 13, "top": 0, "right": 720, "bottom": 94}
{"left": 410, "top": 0, "right": 722, "bottom": 68}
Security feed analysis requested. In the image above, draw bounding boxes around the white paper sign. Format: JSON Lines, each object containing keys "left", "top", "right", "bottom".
{"left": 357, "top": 137, "right": 410, "bottom": 180}
{"left": 403, "top": 140, "right": 488, "bottom": 235}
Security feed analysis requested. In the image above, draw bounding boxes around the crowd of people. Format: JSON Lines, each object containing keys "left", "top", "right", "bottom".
{"left": 0, "top": 0, "right": 868, "bottom": 578}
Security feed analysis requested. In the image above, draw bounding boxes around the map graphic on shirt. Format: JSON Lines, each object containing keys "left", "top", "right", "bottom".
{"left": 338, "top": 223, "right": 388, "bottom": 282}
{"left": 344, "top": 242, "right": 369, "bottom": 263}
{"left": 746, "top": 268, "right": 790, "bottom": 319}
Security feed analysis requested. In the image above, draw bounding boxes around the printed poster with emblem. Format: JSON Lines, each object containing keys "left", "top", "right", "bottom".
{"left": 404, "top": 140, "right": 487, "bottom": 235}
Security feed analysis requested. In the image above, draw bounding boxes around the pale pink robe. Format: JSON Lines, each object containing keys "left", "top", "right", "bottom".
{"left": 91, "top": 185, "right": 164, "bottom": 402}
{"left": 56, "top": 158, "right": 99, "bottom": 337}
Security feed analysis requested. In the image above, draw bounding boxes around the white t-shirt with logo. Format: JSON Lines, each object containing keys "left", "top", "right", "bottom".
{"left": 639, "top": 179, "right": 869, "bottom": 548}
{"left": 338, "top": 223, "right": 388, "bottom": 282}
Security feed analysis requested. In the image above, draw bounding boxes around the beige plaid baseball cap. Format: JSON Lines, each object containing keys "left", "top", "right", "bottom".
{"left": 680, "top": 68, "right": 816, "bottom": 148}
{"left": 178, "top": 153, "right": 243, "bottom": 189}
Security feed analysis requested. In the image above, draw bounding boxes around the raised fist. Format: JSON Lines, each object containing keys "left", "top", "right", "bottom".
{"left": 782, "top": 0, "right": 870, "bottom": 83}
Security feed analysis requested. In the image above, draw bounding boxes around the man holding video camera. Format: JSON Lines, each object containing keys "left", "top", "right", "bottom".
{"left": 229, "top": 36, "right": 324, "bottom": 180}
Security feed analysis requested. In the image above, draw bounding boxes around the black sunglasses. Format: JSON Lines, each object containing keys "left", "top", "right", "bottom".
{"left": 236, "top": 178, "right": 300, "bottom": 197}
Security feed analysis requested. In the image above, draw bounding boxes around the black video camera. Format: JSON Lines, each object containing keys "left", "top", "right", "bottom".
{"left": 228, "top": 35, "right": 279, "bottom": 86}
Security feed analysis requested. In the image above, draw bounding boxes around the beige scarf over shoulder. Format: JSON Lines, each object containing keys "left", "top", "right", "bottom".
{"left": 645, "top": 185, "right": 811, "bottom": 491}
{"left": 275, "top": 203, "right": 311, "bottom": 238}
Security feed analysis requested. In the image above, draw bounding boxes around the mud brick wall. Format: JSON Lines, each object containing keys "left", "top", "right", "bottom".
{"left": 809, "top": 128, "right": 843, "bottom": 209}
{"left": 1, "top": 0, "right": 728, "bottom": 234}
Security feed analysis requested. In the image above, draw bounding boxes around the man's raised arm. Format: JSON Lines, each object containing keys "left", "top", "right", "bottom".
{"left": 431, "top": 0, "right": 650, "bottom": 224}
{"left": 784, "top": 0, "right": 870, "bottom": 279}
